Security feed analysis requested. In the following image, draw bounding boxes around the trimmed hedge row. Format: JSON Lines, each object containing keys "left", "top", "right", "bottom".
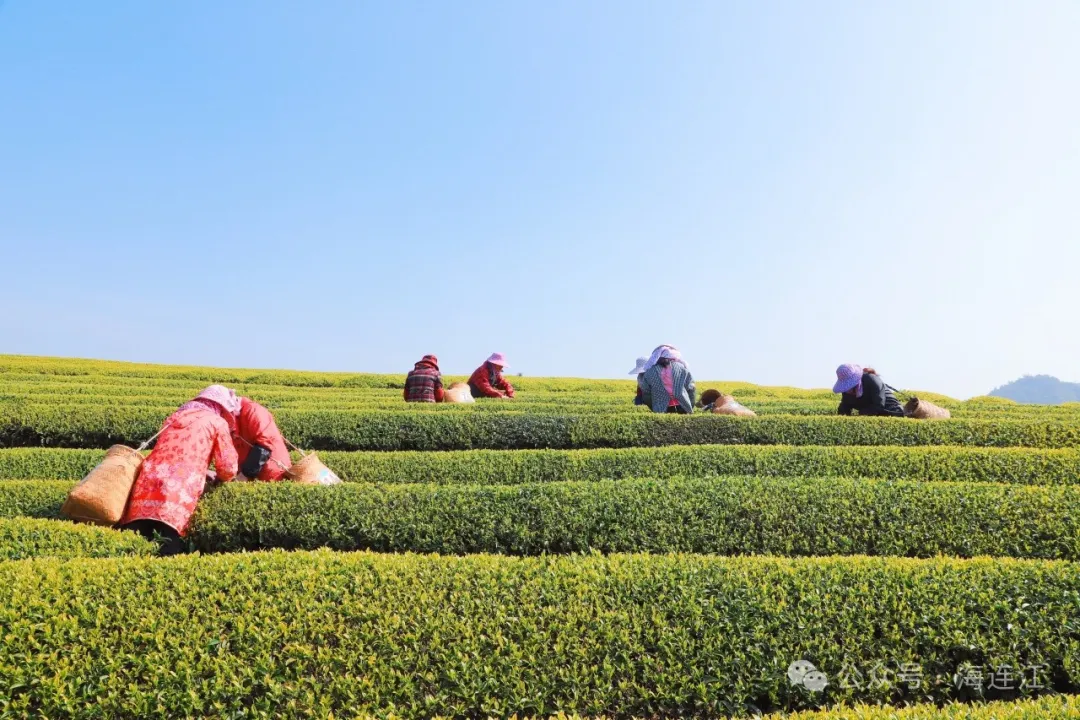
{"left": 0, "top": 551, "right": 1077, "bottom": 717}
{"left": 4, "top": 404, "right": 1079, "bottom": 450}
{"left": 0, "top": 373, "right": 1050, "bottom": 406}
{"left": 317, "top": 445, "right": 1080, "bottom": 486}
{"left": 0, "top": 356, "right": 969, "bottom": 403}
{"left": 3, "top": 476, "right": 1077, "bottom": 561}
{"left": 0, "top": 356, "right": 648, "bottom": 392}
{"left": 188, "top": 477, "right": 1080, "bottom": 559}
{"left": 3, "top": 394, "right": 664, "bottom": 415}
{"left": 0, "top": 480, "right": 73, "bottom": 517}
{"left": 3, "top": 444, "right": 1080, "bottom": 486}
{"left": 0, "top": 450, "right": 106, "bottom": 481}
{"left": 782, "top": 696, "right": 1080, "bottom": 719}
{"left": 7, "top": 393, "right": 1072, "bottom": 427}
{"left": 0, "top": 517, "right": 156, "bottom": 560}
{"left": 9, "top": 389, "right": 1076, "bottom": 421}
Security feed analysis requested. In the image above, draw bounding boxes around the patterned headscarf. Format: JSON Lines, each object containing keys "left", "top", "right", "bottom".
{"left": 642, "top": 345, "right": 685, "bottom": 373}
{"left": 167, "top": 385, "right": 241, "bottom": 436}
{"left": 190, "top": 384, "right": 242, "bottom": 415}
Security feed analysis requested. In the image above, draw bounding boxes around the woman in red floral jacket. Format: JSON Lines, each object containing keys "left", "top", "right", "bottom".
{"left": 120, "top": 385, "right": 240, "bottom": 554}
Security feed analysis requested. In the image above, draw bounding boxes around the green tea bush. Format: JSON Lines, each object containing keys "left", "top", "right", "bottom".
{"left": 0, "top": 551, "right": 1076, "bottom": 717}
{"left": 0, "top": 480, "right": 73, "bottom": 518}
{"left": 3, "top": 404, "right": 1079, "bottom": 450}
{"left": 3, "top": 444, "right": 1079, "bottom": 486}
{"left": 7, "top": 385, "right": 1079, "bottom": 424}
{"left": 0, "top": 517, "right": 155, "bottom": 560}
{"left": 0, "top": 449, "right": 104, "bottom": 481}
{"left": 319, "top": 444, "right": 1080, "bottom": 486}
{"left": 781, "top": 696, "right": 1080, "bottom": 719}
{"left": 189, "top": 477, "right": 1080, "bottom": 560}
{"left": 1, "top": 474, "right": 1075, "bottom": 561}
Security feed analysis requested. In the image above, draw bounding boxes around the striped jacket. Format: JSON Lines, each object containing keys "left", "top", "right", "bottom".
{"left": 640, "top": 362, "right": 696, "bottom": 414}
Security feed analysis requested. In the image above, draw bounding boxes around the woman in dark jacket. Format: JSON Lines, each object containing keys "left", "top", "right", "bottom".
{"left": 833, "top": 364, "right": 905, "bottom": 417}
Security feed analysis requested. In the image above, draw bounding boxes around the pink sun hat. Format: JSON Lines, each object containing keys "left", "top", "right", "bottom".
{"left": 486, "top": 352, "right": 509, "bottom": 368}
{"left": 832, "top": 364, "right": 864, "bottom": 394}
{"left": 196, "top": 384, "right": 242, "bottom": 415}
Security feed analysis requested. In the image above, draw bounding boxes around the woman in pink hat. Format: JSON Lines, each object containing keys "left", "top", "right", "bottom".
{"left": 120, "top": 385, "right": 241, "bottom": 554}
{"left": 468, "top": 353, "right": 516, "bottom": 399}
{"left": 833, "top": 364, "right": 905, "bottom": 417}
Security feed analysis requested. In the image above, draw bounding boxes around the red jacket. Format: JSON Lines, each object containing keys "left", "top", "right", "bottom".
{"left": 468, "top": 362, "right": 515, "bottom": 399}
{"left": 234, "top": 398, "right": 291, "bottom": 481}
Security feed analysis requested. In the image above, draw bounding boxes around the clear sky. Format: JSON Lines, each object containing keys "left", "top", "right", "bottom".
{"left": 2, "top": 1, "right": 1078, "bottom": 398}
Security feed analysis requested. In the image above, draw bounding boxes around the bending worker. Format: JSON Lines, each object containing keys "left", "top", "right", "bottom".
{"left": 404, "top": 354, "right": 445, "bottom": 403}
{"left": 469, "top": 352, "right": 515, "bottom": 399}
{"left": 833, "top": 364, "right": 905, "bottom": 417}
{"left": 120, "top": 385, "right": 240, "bottom": 554}
{"left": 234, "top": 396, "right": 292, "bottom": 481}
{"left": 639, "top": 345, "right": 696, "bottom": 414}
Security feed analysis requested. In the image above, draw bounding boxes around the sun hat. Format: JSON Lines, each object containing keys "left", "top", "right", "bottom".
{"left": 196, "top": 384, "right": 242, "bottom": 415}
{"left": 486, "top": 352, "right": 509, "bottom": 368}
{"left": 832, "top": 364, "right": 864, "bottom": 394}
{"left": 628, "top": 357, "right": 649, "bottom": 375}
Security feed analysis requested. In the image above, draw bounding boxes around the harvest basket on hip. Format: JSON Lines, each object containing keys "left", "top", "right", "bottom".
{"left": 282, "top": 438, "right": 342, "bottom": 486}
{"left": 60, "top": 423, "right": 172, "bottom": 527}
{"left": 711, "top": 396, "right": 756, "bottom": 417}
{"left": 235, "top": 435, "right": 342, "bottom": 486}
{"left": 903, "top": 397, "right": 951, "bottom": 420}
{"left": 699, "top": 389, "right": 757, "bottom": 418}
{"left": 61, "top": 445, "right": 144, "bottom": 527}
{"left": 444, "top": 382, "right": 475, "bottom": 404}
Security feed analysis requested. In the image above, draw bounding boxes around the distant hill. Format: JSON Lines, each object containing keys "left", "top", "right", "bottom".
{"left": 989, "top": 375, "right": 1080, "bottom": 405}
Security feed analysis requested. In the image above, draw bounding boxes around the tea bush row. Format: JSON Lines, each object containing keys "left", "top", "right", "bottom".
{"left": 7, "top": 387, "right": 1074, "bottom": 422}
{"left": 187, "top": 476, "right": 1080, "bottom": 560}
{"left": 0, "top": 355, "right": 962, "bottom": 400}
{"left": 0, "top": 551, "right": 1077, "bottom": 717}
{"left": 1, "top": 476, "right": 1078, "bottom": 561}
{"left": 0, "top": 516, "right": 155, "bottom": 560}
{"left": 3, "top": 444, "right": 1079, "bottom": 485}
{"left": 3, "top": 405, "right": 1078, "bottom": 450}
{"left": 780, "top": 696, "right": 1080, "bottom": 719}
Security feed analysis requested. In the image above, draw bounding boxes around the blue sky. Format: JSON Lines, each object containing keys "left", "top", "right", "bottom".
{"left": 2, "top": 1, "right": 1078, "bottom": 398}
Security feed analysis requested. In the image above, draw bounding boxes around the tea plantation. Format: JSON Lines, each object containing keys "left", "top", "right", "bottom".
{"left": 1, "top": 355, "right": 1078, "bottom": 718}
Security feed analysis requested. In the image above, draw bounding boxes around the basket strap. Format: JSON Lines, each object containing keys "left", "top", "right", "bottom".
{"left": 284, "top": 437, "right": 308, "bottom": 458}
{"left": 136, "top": 423, "right": 170, "bottom": 452}
{"left": 888, "top": 385, "right": 913, "bottom": 403}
